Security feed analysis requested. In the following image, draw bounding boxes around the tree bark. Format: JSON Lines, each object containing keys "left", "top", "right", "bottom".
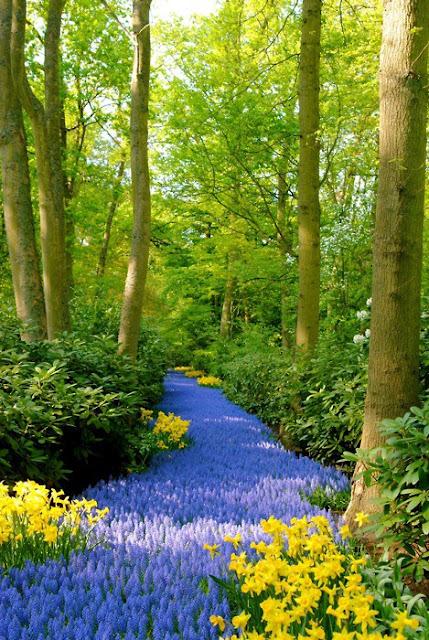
{"left": 96, "top": 159, "right": 126, "bottom": 279}
{"left": 0, "top": 0, "right": 46, "bottom": 340}
{"left": 118, "top": 0, "right": 152, "bottom": 359}
{"left": 346, "top": 0, "right": 429, "bottom": 524}
{"left": 296, "top": 0, "right": 321, "bottom": 352}
{"left": 11, "top": 0, "right": 70, "bottom": 339}
{"left": 220, "top": 257, "right": 235, "bottom": 339}
{"left": 62, "top": 83, "right": 87, "bottom": 295}
{"left": 277, "top": 168, "right": 291, "bottom": 349}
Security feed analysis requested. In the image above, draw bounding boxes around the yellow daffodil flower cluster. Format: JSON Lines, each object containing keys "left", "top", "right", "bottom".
{"left": 207, "top": 515, "right": 422, "bottom": 640}
{"left": 198, "top": 376, "right": 222, "bottom": 387}
{"left": 153, "top": 411, "right": 190, "bottom": 450}
{"left": 174, "top": 366, "right": 193, "bottom": 372}
{"left": 184, "top": 369, "right": 206, "bottom": 378}
{"left": 0, "top": 480, "right": 109, "bottom": 570}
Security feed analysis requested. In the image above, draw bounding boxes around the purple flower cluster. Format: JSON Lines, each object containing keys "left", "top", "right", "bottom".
{"left": 0, "top": 372, "right": 348, "bottom": 639}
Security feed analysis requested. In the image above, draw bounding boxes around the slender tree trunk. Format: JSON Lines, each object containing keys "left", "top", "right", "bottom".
{"left": 61, "top": 95, "right": 75, "bottom": 295}
{"left": 220, "top": 256, "right": 235, "bottom": 338}
{"left": 62, "top": 83, "right": 88, "bottom": 295}
{"left": 11, "top": 0, "right": 70, "bottom": 338}
{"left": 346, "top": 0, "right": 429, "bottom": 524}
{"left": 97, "top": 159, "right": 126, "bottom": 279}
{"left": 296, "top": 0, "right": 321, "bottom": 352}
{"left": 0, "top": 0, "right": 46, "bottom": 340}
{"left": 44, "top": 0, "right": 70, "bottom": 328}
{"left": 277, "top": 168, "right": 291, "bottom": 349}
{"left": 118, "top": 0, "right": 152, "bottom": 359}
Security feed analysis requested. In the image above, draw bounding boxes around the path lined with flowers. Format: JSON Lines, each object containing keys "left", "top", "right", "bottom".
{"left": 0, "top": 372, "right": 348, "bottom": 640}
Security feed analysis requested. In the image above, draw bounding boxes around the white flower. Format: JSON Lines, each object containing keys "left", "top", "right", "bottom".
{"left": 366, "top": 298, "right": 372, "bottom": 307}
{"left": 365, "top": 329, "right": 371, "bottom": 338}
{"left": 353, "top": 334, "right": 366, "bottom": 344}
{"left": 357, "top": 310, "right": 369, "bottom": 321}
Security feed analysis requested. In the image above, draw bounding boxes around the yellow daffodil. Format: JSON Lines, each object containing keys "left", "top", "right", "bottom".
{"left": 207, "top": 513, "right": 416, "bottom": 640}
{"left": 203, "top": 543, "right": 220, "bottom": 559}
{"left": 224, "top": 533, "right": 242, "bottom": 549}
{"left": 332, "top": 630, "right": 355, "bottom": 640}
{"left": 391, "top": 611, "right": 419, "bottom": 632}
{"left": 354, "top": 512, "right": 369, "bottom": 527}
{"left": 232, "top": 611, "right": 251, "bottom": 630}
{"left": 209, "top": 615, "right": 226, "bottom": 631}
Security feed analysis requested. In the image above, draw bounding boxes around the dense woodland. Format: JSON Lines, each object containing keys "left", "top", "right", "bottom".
{"left": 0, "top": 0, "right": 429, "bottom": 633}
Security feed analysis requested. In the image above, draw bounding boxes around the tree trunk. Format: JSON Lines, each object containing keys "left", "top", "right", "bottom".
{"left": 118, "top": 0, "right": 152, "bottom": 360}
{"left": 0, "top": 0, "right": 46, "bottom": 341}
{"left": 346, "top": 0, "right": 429, "bottom": 524}
{"left": 277, "top": 168, "right": 291, "bottom": 349}
{"left": 296, "top": 0, "right": 321, "bottom": 352}
{"left": 220, "top": 257, "right": 235, "bottom": 339}
{"left": 11, "top": 0, "right": 70, "bottom": 338}
{"left": 96, "top": 159, "right": 126, "bottom": 279}
{"left": 61, "top": 92, "right": 75, "bottom": 296}
{"left": 62, "top": 87, "right": 87, "bottom": 296}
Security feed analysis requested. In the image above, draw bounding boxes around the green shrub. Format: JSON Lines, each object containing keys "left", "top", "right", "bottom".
{"left": 217, "top": 336, "right": 367, "bottom": 467}
{"left": 290, "top": 342, "right": 367, "bottom": 467}
{"left": 302, "top": 485, "right": 351, "bottom": 512}
{"left": 360, "top": 557, "right": 429, "bottom": 628}
{"left": 0, "top": 322, "right": 167, "bottom": 491}
{"left": 345, "top": 403, "right": 429, "bottom": 582}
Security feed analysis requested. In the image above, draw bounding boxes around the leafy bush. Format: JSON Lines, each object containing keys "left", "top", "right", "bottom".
{"left": 290, "top": 342, "right": 367, "bottom": 467}
{"left": 0, "top": 325, "right": 167, "bottom": 491}
{"left": 217, "top": 336, "right": 367, "bottom": 467}
{"left": 302, "top": 485, "right": 351, "bottom": 512}
{"left": 361, "top": 557, "right": 428, "bottom": 627}
{"left": 346, "top": 403, "right": 429, "bottom": 582}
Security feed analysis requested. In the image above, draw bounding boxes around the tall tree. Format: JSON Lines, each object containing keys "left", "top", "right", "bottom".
{"left": 296, "top": 0, "right": 321, "bottom": 352}
{"left": 96, "top": 158, "right": 126, "bottom": 280}
{"left": 277, "top": 162, "right": 293, "bottom": 349}
{"left": 220, "top": 254, "right": 235, "bottom": 338}
{"left": 11, "top": 0, "right": 70, "bottom": 339}
{"left": 118, "top": 0, "right": 152, "bottom": 359}
{"left": 346, "top": 0, "right": 429, "bottom": 523}
{"left": 0, "top": 0, "right": 46, "bottom": 341}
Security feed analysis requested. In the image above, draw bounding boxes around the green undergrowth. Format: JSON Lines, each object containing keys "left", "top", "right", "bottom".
{"left": 302, "top": 486, "right": 351, "bottom": 512}
{"left": 206, "top": 330, "right": 368, "bottom": 469}
{"left": 0, "top": 309, "right": 167, "bottom": 492}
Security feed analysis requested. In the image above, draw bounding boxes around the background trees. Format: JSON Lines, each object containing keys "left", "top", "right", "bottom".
{"left": 0, "top": 0, "right": 428, "bottom": 547}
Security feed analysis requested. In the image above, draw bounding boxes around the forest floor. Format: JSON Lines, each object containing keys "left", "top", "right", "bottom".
{"left": 0, "top": 372, "right": 349, "bottom": 639}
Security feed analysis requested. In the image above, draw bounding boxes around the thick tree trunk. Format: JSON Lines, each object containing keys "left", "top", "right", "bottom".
{"left": 118, "top": 0, "right": 152, "bottom": 359}
{"left": 296, "top": 0, "right": 321, "bottom": 352}
{"left": 220, "top": 262, "right": 235, "bottom": 339}
{"left": 346, "top": 0, "right": 429, "bottom": 524}
{"left": 0, "top": 0, "right": 46, "bottom": 340}
{"left": 11, "top": 0, "right": 70, "bottom": 338}
{"left": 97, "top": 159, "right": 126, "bottom": 279}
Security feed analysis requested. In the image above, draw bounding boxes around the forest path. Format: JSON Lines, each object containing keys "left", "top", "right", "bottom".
{"left": 0, "top": 372, "right": 347, "bottom": 640}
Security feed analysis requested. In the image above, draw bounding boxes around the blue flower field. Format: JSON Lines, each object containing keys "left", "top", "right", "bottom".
{"left": 0, "top": 372, "right": 348, "bottom": 640}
